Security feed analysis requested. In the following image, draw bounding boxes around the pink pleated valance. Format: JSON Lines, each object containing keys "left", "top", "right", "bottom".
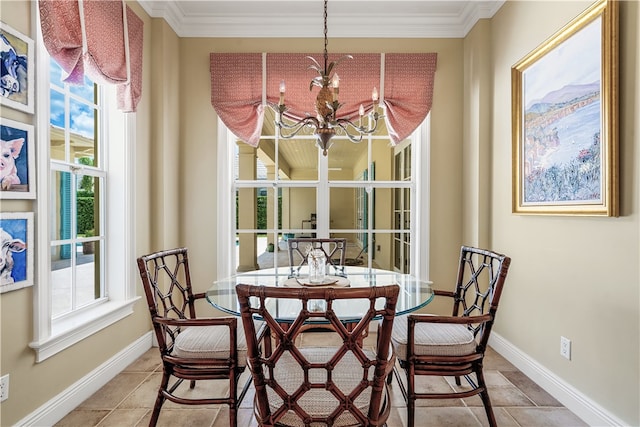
{"left": 39, "top": 0, "right": 143, "bottom": 112}
{"left": 210, "top": 53, "right": 437, "bottom": 147}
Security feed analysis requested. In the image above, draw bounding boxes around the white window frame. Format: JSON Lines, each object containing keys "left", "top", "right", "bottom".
{"left": 216, "top": 115, "right": 431, "bottom": 281}
{"left": 30, "top": 23, "right": 139, "bottom": 362}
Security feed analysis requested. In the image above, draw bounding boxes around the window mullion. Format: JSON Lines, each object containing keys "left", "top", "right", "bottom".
{"left": 366, "top": 135, "right": 374, "bottom": 267}
{"left": 70, "top": 172, "right": 78, "bottom": 311}
{"left": 64, "top": 84, "right": 71, "bottom": 163}
{"left": 317, "top": 152, "right": 329, "bottom": 237}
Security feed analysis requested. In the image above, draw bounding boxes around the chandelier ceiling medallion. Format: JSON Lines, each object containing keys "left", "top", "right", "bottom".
{"left": 276, "top": 0, "right": 382, "bottom": 156}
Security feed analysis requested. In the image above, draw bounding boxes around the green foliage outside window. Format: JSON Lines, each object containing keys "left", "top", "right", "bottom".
{"left": 236, "top": 195, "right": 282, "bottom": 230}
{"left": 77, "top": 194, "right": 94, "bottom": 235}
{"left": 78, "top": 157, "right": 94, "bottom": 192}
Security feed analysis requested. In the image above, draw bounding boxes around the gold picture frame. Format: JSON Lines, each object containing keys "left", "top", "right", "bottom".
{"left": 511, "top": 0, "right": 618, "bottom": 216}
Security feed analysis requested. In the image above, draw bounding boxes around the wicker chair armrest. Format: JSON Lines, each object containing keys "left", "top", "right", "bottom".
{"left": 408, "top": 313, "right": 492, "bottom": 325}
{"left": 154, "top": 317, "right": 237, "bottom": 328}
{"left": 191, "top": 292, "right": 207, "bottom": 301}
{"left": 432, "top": 289, "right": 456, "bottom": 298}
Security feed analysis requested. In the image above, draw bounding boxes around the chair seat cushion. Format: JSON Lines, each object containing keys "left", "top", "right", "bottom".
{"left": 263, "top": 347, "right": 388, "bottom": 427}
{"left": 391, "top": 315, "right": 476, "bottom": 360}
{"left": 173, "top": 320, "right": 262, "bottom": 366}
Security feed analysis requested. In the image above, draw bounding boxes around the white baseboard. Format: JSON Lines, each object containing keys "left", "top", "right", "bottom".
{"left": 16, "top": 332, "right": 153, "bottom": 427}
{"left": 489, "top": 332, "right": 626, "bottom": 427}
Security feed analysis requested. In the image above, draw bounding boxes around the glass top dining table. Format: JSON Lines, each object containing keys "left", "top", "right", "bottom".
{"left": 207, "top": 266, "right": 434, "bottom": 324}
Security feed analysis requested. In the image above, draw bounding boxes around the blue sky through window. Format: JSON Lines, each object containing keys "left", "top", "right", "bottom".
{"left": 49, "top": 88, "right": 64, "bottom": 128}
{"left": 69, "top": 98, "right": 94, "bottom": 139}
{"left": 49, "top": 58, "right": 96, "bottom": 139}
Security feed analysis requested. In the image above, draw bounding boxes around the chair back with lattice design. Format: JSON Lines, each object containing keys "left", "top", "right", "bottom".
{"left": 287, "top": 238, "right": 347, "bottom": 277}
{"left": 137, "top": 247, "right": 196, "bottom": 355}
{"left": 452, "top": 246, "right": 511, "bottom": 349}
{"left": 237, "top": 284, "right": 399, "bottom": 427}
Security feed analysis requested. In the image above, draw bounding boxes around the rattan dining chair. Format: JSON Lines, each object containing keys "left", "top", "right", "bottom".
{"left": 390, "top": 246, "right": 511, "bottom": 427}
{"left": 236, "top": 283, "right": 399, "bottom": 427}
{"left": 137, "top": 247, "right": 256, "bottom": 427}
{"left": 287, "top": 237, "right": 347, "bottom": 277}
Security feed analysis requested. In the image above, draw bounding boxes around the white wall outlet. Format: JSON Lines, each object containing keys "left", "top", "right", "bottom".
{"left": 0, "top": 374, "right": 9, "bottom": 402}
{"left": 560, "top": 336, "right": 571, "bottom": 360}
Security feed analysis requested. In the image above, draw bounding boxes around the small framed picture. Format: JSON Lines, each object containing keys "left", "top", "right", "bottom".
{"left": 0, "top": 21, "right": 34, "bottom": 114}
{"left": 1, "top": 117, "right": 35, "bottom": 198}
{"left": 0, "top": 212, "right": 34, "bottom": 293}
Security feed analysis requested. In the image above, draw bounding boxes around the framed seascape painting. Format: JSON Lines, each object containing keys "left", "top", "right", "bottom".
{"left": 511, "top": 0, "right": 618, "bottom": 216}
{"left": 0, "top": 212, "right": 34, "bottom": 293}
{"left": 1, "top": 117, "right": 35, "bottom": 199}
{"left": 0, "top": 21, "right": 34, "bottom": 114}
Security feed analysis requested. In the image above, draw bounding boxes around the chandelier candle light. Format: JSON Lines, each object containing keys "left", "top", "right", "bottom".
{"left": 276, "top": 0, "right": 382, "bottom": 156}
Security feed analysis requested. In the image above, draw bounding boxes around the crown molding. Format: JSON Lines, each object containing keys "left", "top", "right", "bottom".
{"left": 137, "top": 1, "right": 505, "bottom": 38}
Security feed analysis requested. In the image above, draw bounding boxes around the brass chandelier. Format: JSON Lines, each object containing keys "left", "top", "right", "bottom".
{"left": 275, "top": 0, "right": 382, "bottom": 156}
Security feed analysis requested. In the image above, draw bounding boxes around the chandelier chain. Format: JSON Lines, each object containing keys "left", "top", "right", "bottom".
{"left": 323, "top": 0, "right": 328, "bottom": 75}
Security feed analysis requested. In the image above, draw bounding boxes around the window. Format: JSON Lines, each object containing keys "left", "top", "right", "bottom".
{"left": 218, "top": 107, "right": 430, "bottom": 279}
{"left": 31, "top": 34, "right": 138, "bottom": 362}
{"left": 48, "top": 58, "right": 106, "bottom": 317}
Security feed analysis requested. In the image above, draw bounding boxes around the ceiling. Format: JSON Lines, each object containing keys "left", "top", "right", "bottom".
{"left": 137, "top": 0, "right": 505, "bottom": 38}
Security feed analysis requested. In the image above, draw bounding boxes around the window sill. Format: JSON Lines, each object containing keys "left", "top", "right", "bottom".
{"left": 29, "top": 297, "right": 140, "bottom": 362}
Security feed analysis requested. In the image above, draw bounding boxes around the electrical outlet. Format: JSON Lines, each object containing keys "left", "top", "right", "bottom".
{"left": 560, "top": 336, "right": 571, "bottom": 360}
{"left": 0, "top": 374, "right": 9, "bottom": 402}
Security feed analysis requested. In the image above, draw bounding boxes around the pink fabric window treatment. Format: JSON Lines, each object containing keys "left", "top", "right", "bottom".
{"left": 210, "top": 53, "right": 437, "bottom": 147}
{"left": 38, "top": 0, "right": 143, "bottom": 112}
{"left": 210, "top": 53, "right": 265, "bottom": 147}
{"left": 117, "top": 7, "right": 143, "bottom": 112}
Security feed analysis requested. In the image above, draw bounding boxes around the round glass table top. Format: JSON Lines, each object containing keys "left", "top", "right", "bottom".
{"left": 207, "top": 266, "right": 433, "bottom": 323}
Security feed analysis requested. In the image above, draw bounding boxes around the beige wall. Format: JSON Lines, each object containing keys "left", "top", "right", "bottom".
{"left": 290, "top": 187, "right": 316, "bottom": 232}
{"left": 149, "top": 18, "right": 181, "bottom": 252}
{"left": 488, "top": 1, "right": 639, "bottom": 425}
{"left": 329, "top": 188, "right": 355, "bottom": 230}
{"left": 2, "top": 0, "right": 638, "bottom": 425}
{"left": 463, "top": 19, "right": 492, "bottom": 248}
{"left": 0, "top": 2, "right": 155, "bottom": 425}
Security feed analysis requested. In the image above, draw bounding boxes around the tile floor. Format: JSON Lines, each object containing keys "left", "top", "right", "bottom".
{"left": 55, "top": 332, "right": 588, "bottom": 427}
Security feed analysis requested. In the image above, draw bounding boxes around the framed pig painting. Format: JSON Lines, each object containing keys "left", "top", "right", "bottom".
{"left": 1, "top": 117, "right": 35, "bottom": 199}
